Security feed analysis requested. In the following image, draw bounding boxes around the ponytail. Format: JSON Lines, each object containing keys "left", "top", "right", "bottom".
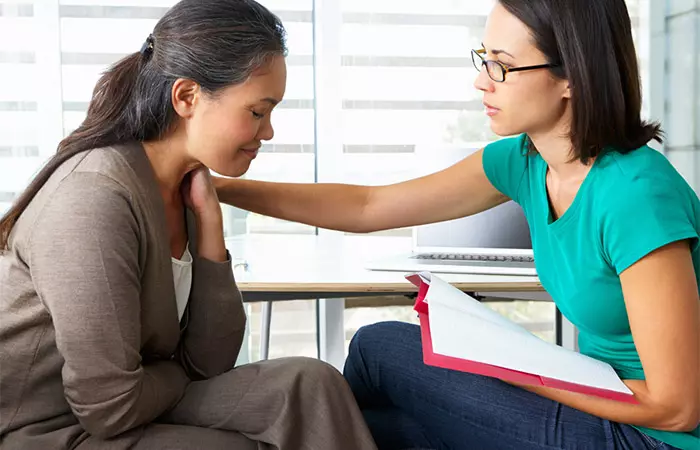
{"left": 0, "top": 52, "right": 143, "bottom": 250}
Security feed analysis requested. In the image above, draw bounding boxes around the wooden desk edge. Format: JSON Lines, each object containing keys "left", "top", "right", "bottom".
{"left": 238, "top": 281, "right": 544, "bottom": 293}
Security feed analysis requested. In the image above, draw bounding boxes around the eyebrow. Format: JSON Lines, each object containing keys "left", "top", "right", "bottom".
{"left": 481, "top": 42, "right": 516, "bottom": 59}
{"left": 260, "top": 97, "right": 280, "bottom": 106}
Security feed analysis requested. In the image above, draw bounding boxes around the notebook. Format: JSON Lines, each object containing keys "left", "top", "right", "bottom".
{"left": 406, "top": 271, "right": 636, "bottom": 403}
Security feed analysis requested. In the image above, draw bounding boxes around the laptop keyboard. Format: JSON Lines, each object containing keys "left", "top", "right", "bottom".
{"left": 412, "top": 253, "right": 534, "bottom": 263}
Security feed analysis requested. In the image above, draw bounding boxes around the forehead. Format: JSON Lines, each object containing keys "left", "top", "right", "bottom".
{"left": 483, "top": 3, "right": 535, "bottom": 56}
{"left": 222, "top": 55, "right": 287, "bottom": 100}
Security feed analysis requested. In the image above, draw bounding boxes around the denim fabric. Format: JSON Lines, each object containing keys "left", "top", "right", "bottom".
{"left": 343, "top": 321, "right": 678, "bottom": 450}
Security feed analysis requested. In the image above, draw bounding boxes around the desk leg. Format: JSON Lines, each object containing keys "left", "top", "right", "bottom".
{"left": 260, "top": 301, "right": 273, "bottom": 360}
{"left": 560, "top": 311, "right": 579, "bottom": 352}
{"left": 318, "top": 298, "right": 346, "bottom": 371}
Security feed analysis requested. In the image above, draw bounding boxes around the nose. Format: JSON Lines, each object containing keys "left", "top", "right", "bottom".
{"left": 257, "top": 116, "right": 275, "bottom": 142}
{"left": 473, "top": 68, "right": 495, "bottom": 93}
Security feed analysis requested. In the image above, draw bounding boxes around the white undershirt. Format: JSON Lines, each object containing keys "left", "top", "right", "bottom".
{"left": 171, "top": 243, "right": 193, "bottom": 321}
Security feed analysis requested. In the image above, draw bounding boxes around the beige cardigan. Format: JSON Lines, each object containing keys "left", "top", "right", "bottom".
{"left": 0, "top": 142, "right": 246, "bottom": 449}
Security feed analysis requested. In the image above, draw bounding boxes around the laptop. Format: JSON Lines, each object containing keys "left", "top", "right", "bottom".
{"left": 364, "top": 144, "right": 536, "bottom": 276}
{"left": 364, "top": 201, "right": 536, "bottom": 276}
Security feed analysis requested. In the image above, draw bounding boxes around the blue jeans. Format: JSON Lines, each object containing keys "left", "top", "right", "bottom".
{"left": 343, "top": 321, "right": 677, "bottom": 450}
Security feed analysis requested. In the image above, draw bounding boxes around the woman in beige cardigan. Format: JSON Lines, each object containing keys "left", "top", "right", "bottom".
{"left": 0, "top": 1, "right": 376, "bottom": 449}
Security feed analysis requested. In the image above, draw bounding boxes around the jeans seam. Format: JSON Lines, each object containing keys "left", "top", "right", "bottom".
{"left": 639, "top": 431, "right": 663, "bottom": 449}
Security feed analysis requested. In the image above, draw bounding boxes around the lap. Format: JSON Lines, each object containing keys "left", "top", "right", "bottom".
{"left": 73, "top": 424, "right": 257, "bottom": 450}
{"left": 158, "top": 356, "right": 378, "bottom": 450}
{"left": 75, "top": 356, "right": 372, "bottom": 450}
{"left": 162, "top": 356, "right": 341, "bottom": 430}
{"left": 132, "top": 424, "right": 258, "bottom": 450}
{"left": 344, "top": 321, "right": 661, "bottom": 450}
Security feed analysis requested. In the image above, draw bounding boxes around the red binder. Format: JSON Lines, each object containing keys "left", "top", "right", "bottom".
{"left": 406, "top": 273, "right": 637, "bottom": 404}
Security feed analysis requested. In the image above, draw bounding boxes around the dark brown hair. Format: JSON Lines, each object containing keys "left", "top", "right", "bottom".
{"left": 0, "top": 0, "right": 287, "bottom": 250}
{"left": 498, "top": 0, "right": 663, "bottom": 163}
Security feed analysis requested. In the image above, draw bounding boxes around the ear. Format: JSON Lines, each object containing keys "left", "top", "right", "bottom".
{"left": 171, "top": 78, "right": 201, "bottom": 119}
{"left": 562, "top": 80, "right": 571, "bottom": 99}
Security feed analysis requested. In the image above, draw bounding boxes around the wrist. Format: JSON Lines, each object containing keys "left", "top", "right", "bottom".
{"left": 212, "top": 176, "right": 235, "bottom": 203}
{"left": 193, "top": 201, "right": 223, "bottom": 225}
{"left": 194, "top": 210, "right": 227, "bottom": 263}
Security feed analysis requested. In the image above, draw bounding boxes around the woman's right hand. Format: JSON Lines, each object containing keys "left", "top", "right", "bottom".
{"left": 183, "top": 167, "right": 227, "bottom": 262}
{"left": 182, "top": 166, "right": 222, "bottom": 220}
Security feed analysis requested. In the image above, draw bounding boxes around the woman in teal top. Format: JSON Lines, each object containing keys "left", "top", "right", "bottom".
{"left": 215, "top": 0, "right": 699, "bottom": 448}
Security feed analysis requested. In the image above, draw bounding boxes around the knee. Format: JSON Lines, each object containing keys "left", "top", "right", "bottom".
{"left": 284, "top": 357, "right": 344, "bottom": 387}
{"left": 348, "top": 321, "right": 413, "bottom": 360}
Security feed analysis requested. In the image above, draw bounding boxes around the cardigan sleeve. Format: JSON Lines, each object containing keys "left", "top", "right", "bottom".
{"left": 29, "top": 172, "right": 189, "bottom": 439}
{"left": 175, "top": 210, "right": 247, "bottom": 380}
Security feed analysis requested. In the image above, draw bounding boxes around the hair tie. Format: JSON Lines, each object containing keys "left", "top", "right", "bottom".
{"left": 140, "top": 34, "right": 155, "bottom": 58}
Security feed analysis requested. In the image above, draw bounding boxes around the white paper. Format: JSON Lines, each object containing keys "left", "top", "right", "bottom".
{"left": 414, "top": 272, "right": 632, "bottom": 395}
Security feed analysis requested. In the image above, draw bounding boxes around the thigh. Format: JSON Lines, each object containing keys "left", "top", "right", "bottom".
{"left": 161, "top": 356, "right": 377, "bottom": 450}
{"left": 73, "top": 424, "right": 257, "bottom": 450}
{"left": 162, "top": 357, "right": 339, "bottom": 431}
{"left": 133, "top": 424, "right": 258, "bottom": 450}
{"left": 344, "top": 321, "right": 657, "bottom": 450}
{"left": 362, "top": 407, "right": 448, "bottom": 450}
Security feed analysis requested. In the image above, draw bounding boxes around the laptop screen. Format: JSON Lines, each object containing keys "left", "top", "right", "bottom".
{"left": 414, "top": 200, "right": 532, "bottom": 250}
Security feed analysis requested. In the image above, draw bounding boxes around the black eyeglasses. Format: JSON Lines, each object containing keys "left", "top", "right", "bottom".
{"left": 471, "top": 48, "right": 559, "bottom": 83}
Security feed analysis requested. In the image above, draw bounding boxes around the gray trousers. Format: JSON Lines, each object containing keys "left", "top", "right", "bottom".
{"left": 10, "top": 357, "right": 377, "bottom": 450}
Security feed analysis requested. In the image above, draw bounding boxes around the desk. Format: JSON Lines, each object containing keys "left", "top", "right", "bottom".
{"left": 227, "top": 234, "right": 574, "bottom": 369}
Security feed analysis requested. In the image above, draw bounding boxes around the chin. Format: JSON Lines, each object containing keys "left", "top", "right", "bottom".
{"left": 489, "top": 119, "right": 522, "bottom": 137}
{"left": 210, "top": 162, "right": 251, "bottom": 178}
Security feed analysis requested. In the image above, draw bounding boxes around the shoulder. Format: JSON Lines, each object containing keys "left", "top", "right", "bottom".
{"left": 598, "top": 145, "right": 675, "bottom": 179}
{"left": 48, "top": 141, "right": 154, "bottom": 215}
{"left": 72, "top": 142, "right": 146, "bottom": 192}
{"left": 33, "top": 171, "right": 136, "bottom": 236}
{"left": 596, "top": 146, "right": 695, "bottom": 208}
{"left": 12, "top": 144, "right": 147, "bottom": 249}
{"left": 593, "top": 147, "right": 700, "bottom": 273}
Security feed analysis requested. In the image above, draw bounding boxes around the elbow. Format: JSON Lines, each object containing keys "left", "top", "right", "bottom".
{"left": 71, "top": 404, "right": 129, "bottom": 439}
{"left": 345, "top": 222, "right": 377, "bottom": 234}
{"left": 180, "top": 315, "right": 247, "bottom": 380}
{"left": 671, "top": 406, "right": 700, "bottom": 433}
{"left": 65, "top": 378, "right": 150, "bottom": 439}
{"left": 352, "top": 187, "right": 382, "bottom": 234}
{"left": 653, "top": 399, "right": 700, "bottom": 433}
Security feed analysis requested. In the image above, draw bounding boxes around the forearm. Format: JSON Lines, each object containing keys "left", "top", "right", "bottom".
{"left": 518, "top": 379, "right": 697, "bottom": 433}
{"left": 213, "top": 177, "right": 373, "bottom": 233}
{"left": 67, "top": 359, "right": 189, "bottom": 438}
{"left": 177, "top": 284, "right": 246, "bottom": 380}
{"left": 195, "top": 208, "right": 227, "bottom": 262}
{"left": 180, "top": 212, "right": 247, "bottom": 379}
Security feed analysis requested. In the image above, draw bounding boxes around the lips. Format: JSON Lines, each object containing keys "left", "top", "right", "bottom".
{"left": 241, "top": 147, "right": 260, "bottom": 159}
{"left": 483, "top": 101, "right": 500, "bottom": 117}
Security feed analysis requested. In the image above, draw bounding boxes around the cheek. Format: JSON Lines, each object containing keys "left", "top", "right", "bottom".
{"left": 494, "top": 78, "right": 566, "bottom": 133}
{"left": 185, "top": 110, "right": 259, "bottom": 176}
{"left": 191, "top": 110, "right": 257, "bottom": 149}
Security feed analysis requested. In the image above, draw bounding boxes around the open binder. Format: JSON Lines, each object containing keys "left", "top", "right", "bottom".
{"left": 406, "top": 272, "right": 636, "bottom": 404}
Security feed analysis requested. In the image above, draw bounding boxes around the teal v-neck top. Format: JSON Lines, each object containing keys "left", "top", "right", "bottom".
{"left": 482, "top": 134, "right": 700, "bottom": 449}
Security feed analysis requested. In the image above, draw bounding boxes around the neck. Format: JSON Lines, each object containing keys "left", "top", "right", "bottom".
{"left": 528, "top": 113, "right": 592, "bottom": 182}
{"left": 142, "top": 131, "right": 199, "bottom": 206}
